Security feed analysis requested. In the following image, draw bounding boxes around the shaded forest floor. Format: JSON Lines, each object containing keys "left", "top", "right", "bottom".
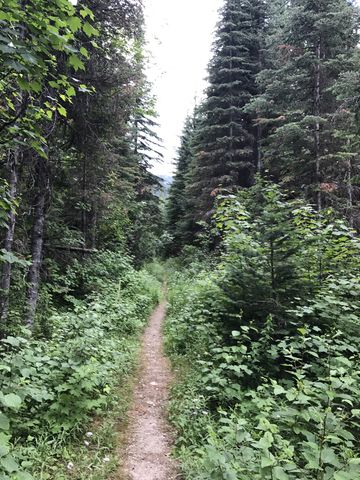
{"left": 116, "top": 299, "right": 179, "bottom": 480}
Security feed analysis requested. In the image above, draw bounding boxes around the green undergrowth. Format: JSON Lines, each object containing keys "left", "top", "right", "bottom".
{"left": 165, "top": 184, "right": 360, "bottom": 480}
{"left": 166, "top": 269, "right": 360, "bottom": 480}
{"left": 0, "top": 253, "right": 162, "bottom": 480}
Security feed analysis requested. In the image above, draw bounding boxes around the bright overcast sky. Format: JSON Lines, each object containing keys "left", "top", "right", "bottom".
{"left": 144, "top": 0, "right": 223, "bottom": 177}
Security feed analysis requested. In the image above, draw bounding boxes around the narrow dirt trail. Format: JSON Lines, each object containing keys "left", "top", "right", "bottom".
{"left": 118, "top": 300, "right": 179, "bottom": 480}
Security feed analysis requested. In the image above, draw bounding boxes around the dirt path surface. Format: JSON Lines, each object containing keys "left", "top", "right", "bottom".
{"left": 120, "top": 301, "right": 179, "bottom": 480}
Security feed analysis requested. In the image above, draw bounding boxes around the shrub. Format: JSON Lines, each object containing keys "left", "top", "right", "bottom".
{"left": 0, "top": 253, "right": 161, "bottom": 479}
{"left": 165, "top": 183, "right": 360, "bottom": 480}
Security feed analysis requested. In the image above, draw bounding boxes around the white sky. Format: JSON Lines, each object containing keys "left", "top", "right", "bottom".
{"left": 144, "top": 0, "right": 223, "bottom": 176}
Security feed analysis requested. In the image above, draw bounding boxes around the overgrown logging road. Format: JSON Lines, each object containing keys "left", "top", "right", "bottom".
{"left": 119, "top": 300, "right": 179, "bottom": 480}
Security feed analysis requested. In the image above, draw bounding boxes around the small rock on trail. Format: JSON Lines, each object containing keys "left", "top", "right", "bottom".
{"left": 118, "top": 301, "right": 179, "bottom": 480}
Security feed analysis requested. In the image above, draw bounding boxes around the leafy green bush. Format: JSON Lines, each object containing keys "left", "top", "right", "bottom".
{"left": 213, "top": 181, "right": 360, "bottom": 332}
{"left": 165, "top": 183, "right": 360, "bottom": 480}
{"left": 165, "top": 268, "right": 225, "bottom": 359}
{"left": 167, "top": 272, "right": 360, "bottom": 479}
{"left": 0, "top": 253, "right": 161, "bottom": 479}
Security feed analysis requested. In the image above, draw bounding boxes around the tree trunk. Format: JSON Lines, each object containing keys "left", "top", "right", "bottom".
{"left": 82, "top": 154, "right": 87, "bottom": 247}
{"left": 347, "top": 156, "right": 354, "bottom": 228}
{"left": 255, "top": 25, "right": 263, "bottom": 177}
{"left": 314, "top": 41, "right": 322, "bottom": 211}
{"left": 0, "top": 150, "right": 19, "bottom": 327}
{"left": 270, "top": 238, "right": 276, "bottom": 300}
{"left": 256, "top": 124, "right": 263, "bottom": 175}
{"left": 25, "top": 157, "right": 49, "bottom": 329}
{"left": 90, "top": 204, "right": 97, "bottom": 250}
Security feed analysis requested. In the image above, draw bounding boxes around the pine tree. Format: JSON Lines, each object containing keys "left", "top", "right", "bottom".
{"left": 127, "top": 81, "right": 164, "bottom": 264}
{"left": 187, "top": 0, "right": 266, "bottom": 221}
{"left": 332, "top": 48, "right": 360, "bottom": 229}
{"left": 166, "top": 112, "right": 197, "bottom": 254}
{"left": 256, "top": 0, "right": 359, "bottom": 211}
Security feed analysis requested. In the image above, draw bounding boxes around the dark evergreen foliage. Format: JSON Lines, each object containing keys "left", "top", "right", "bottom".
{"left": 187, "top": 0, "right": 266, "bottom": 220}
{"left": 175, "top": 0, "right": 360, "bottom": 245}
{"left": 254, "top": 0, "right": 360, "bottom": 212}
{"left": 0, "top": 0, "right": 163, "bottom": 328}
{"left": 166, "top": 112, "right": 198, "bottom": 254}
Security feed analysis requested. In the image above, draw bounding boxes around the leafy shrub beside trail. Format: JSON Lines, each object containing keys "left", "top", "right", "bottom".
{"left": 166, "top": 272, "right": 360, "bottom": 480}
{"left": 0, "top": 252, "right": 161, "bottom": 480}
{"left": 165, "top": 184, "right": 360, "bottom": 480}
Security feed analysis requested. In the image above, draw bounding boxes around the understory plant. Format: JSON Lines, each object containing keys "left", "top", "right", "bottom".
{"left": 166, "top": 183, "right": 360, "bottom": 480}
{"left": 0, "top": 253, "right": 161, "bottom": 479}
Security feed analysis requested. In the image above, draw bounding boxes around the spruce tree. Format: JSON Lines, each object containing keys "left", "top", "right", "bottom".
{"left": 166, "top": 112, "right": 197, "bottom": 254}
{"left": 332, "top": 49, "right": 360, "bottom": 228}
{"left": 127, "top": 82, "right": 164, "bottom": 264}
{"left": 256, "top": 0, "right": 359, "bottom": 211}
{"left": 187, "top": 0, "right": 266, "bottom": 221}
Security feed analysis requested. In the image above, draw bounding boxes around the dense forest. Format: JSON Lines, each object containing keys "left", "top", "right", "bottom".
{"left": 0, "top": 0, "right": 360, "bottom": 479}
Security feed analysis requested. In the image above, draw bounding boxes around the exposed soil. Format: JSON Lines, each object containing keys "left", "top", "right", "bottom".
{"left": 118, "top": 301, "right": 179, "bottom": 480}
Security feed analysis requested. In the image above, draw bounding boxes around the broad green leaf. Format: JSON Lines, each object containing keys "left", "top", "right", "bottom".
{"left": 67, "top": 16, "right": 81, "bottom": 33}
{"left": 0, "top": 414, "right": 9, "bottom": 431}
{"left": 0, "top": 11, "right": 11, "bottom": 20}
{"left": 5, "top": 99, "right": 15, "bottom": 111}
{"left": 68, "top": 54, "right": 85, "bottom": 71}
{"left": 29, "top": 81, "right": 41, "bottom": 93}
{"left": 5, "top": 60, "right": 28, "bottom": 73}
{"left": 79, "top": 7, "right": 94, "bottom": 19}
{"left": 258, "top": 432, "right": 274, "bottom": 449}
{"left": 66, "top": 86, "right": 76, "bottom": 97}
{"left": 48, "top": 81, "right": 59, "bottom": 89}
{"left": 273, "top": 466, "right": 289, "bottom": 480}
{"left": 80, "top": 46, "right": 89, "bottom": 59}
{"left": 1, "top": 394, "right": 21, "bottom": 409}
{"left": 274, "top": 385, "right": 285, "bottom": 395}
{"left": 17, "top": 78, "right": 31, "bottom": 92}
{"left": 57, "top": 106, "right": 67, "bottom": 117}
{"left": 334, "top": 472, "right": 355, "bottom": 480}
{"left": 30, "top": 142, "right": 48, "bottom": 159}
{"left": 20, "top": 52, "right": 38, "bottom": 65}
{"left": 83, "top": 22, "right": 99, "bottom": 37}
{"left": 261, "top": 455, "right": 275, "bottom": 468}
{"left": 322, "top": 447, "right": 341, "bottom": 467}
{"left": 14, "top": 472, "right": 34, "bottom": 480}
{"left": 0, "top": 44, "right": 15, "bottom": 54}
{"left": 1, "top": 455, "right": 18, "bottom": 473}
{"left": 0, "top": 433, "right": 10, "bottom": 458}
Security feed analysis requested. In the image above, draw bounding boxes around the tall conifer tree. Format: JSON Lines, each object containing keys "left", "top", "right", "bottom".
{"left": 166, "top": 112, "right": 198, "bottom": 253}
{"left": 256, "top": 0, "right": 359, "bottom": 211}
{"left": 187, "top": 0, "right": 266, "bottom": 220}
